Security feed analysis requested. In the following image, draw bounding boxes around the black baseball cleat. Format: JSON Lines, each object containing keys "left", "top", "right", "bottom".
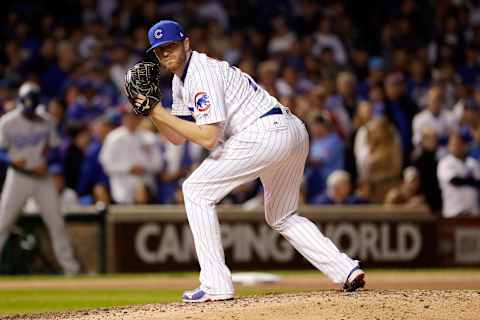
{"left": 343, "top": 266, "right": 366, "bottom": 292}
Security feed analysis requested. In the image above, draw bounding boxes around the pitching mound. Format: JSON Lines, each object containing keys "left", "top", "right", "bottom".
{"left": 9, "top": 289, "right": 480, "bottom": 320}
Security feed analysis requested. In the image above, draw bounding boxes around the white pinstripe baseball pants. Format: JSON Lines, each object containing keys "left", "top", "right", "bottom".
{"left": 182, "top": 112, "right": 358, "bottom": 295}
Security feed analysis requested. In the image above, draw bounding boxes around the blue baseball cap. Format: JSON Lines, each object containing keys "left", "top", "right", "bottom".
{"left": 147, "top": 20, "right": 186, "bottom": 53}
{"left": 369, "top": 56, "right": 384, "bottom": 71}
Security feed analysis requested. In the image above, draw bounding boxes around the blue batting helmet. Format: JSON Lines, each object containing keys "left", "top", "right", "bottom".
{"left": 18, "top": 82, "right": 41, "bottom": 112}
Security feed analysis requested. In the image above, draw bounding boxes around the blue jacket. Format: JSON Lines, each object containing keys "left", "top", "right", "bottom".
{"left": 76, "top": 140, "right": 109, "bottom": 196}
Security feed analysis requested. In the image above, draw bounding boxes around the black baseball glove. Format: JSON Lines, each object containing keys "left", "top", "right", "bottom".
{"left": 124, "top": 61, "right": 162, "bottom": 116}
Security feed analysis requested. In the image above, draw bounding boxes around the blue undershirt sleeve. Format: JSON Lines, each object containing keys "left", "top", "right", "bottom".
{"left": 0, "top": 148, "right": 11, "bottom": 165}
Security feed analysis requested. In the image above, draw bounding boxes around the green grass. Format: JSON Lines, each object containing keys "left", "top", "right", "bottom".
{"left": 0, "top": 287, "right": 298, "bottom": 315}
{"left": 0, "top": 288, "right": 181, "bottom": 314}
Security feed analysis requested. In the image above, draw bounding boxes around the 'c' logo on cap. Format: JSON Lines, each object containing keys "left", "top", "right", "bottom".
{"left": 154, "top": 29, "right": 163, "bottom": 39}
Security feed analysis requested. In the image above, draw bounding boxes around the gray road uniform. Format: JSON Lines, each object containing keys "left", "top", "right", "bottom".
{"left": 0, "top": 108, "right": 79, "bottom": 275}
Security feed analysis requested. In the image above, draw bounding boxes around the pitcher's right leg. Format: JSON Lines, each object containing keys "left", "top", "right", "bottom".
{"left": 261, "top": 117, "right": 364, "bottom": 287}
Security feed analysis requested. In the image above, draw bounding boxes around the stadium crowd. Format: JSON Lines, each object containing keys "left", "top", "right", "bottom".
{"left": 1, "top": 0, "right": 480, "bottom": 217}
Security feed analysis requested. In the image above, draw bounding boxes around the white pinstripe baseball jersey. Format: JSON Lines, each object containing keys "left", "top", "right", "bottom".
{"left": 171, "top": 51, "right": 279, "bottom": 138}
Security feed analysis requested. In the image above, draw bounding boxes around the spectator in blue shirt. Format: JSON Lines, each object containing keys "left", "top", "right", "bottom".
{"left": 40, "top": 41, "right": 75, "bottom": 98}
{"left": 357, "top": 56, "right": 385, "bottom": 100}
{"left": 62, "top": 124, "right": 92, "bottom": 192}
{"left": 66, "top": 80, "right": 106, "bottom": 125}
{"left": 406, "top": 59, "right": 431, "bottom": 107}
{"left": 458, "top": 47, "right": 480, "bottom": 86}
{"left": 76, "top": 112, "right": 119, "bottom": 204}
{"left": 305, "top": 113, "right": 345, "bottom": 203}
{"left": 90, "top": 63, "right": 120, "bottom": 108}
{"left": 469, "top": 122, "right": 480, "bottom": 161}
{"left": 382, "top": 72, "right": 418, "bottom": 165}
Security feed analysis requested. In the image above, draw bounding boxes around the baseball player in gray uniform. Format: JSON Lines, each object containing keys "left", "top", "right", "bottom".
{"left": 125, "top": 20, "right": 365, "bottom": 302}
{"left": 0, "top": 82, "right": 79, "bottom": 275}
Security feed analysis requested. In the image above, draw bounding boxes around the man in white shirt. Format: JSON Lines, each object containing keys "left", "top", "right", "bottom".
{"left": 413, "top": 86, "right": 457, "bottom": 148}
{"left": 99, "top": 112, "right": 163, "bottom": 204}
{"left": 437, "top": 132, "right": 480, "bottom": 217}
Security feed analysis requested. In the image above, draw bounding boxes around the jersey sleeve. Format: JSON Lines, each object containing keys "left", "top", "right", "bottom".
{"left": 170, "top": 77, "right": 192, "bottom": 116}
{"left": 470, "top": 158, "right": 480, "bottom": 179}
{"left": 186, "top": 64, "right": 226, "bottom": 125}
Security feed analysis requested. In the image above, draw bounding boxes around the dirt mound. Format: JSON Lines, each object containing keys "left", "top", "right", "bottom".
{"left": 8, "top": 290, "right": 480, "bottom": 320}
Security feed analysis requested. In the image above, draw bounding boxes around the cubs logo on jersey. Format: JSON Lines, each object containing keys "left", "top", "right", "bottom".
{"left": 194, "top": 92, "right": 211, "bottom": 112}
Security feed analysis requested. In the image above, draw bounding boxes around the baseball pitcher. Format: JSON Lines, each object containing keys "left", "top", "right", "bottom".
{"left": 124, "top": 20, "right": 365, "bottom": 302}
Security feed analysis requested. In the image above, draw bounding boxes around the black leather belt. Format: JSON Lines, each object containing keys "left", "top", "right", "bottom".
{"left": 260, "top": 107, "right": 283, "bottom": 118}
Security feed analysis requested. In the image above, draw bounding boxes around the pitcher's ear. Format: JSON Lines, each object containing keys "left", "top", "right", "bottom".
{"left": 183, "top": 37, "right": 191, "bottom": 51}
